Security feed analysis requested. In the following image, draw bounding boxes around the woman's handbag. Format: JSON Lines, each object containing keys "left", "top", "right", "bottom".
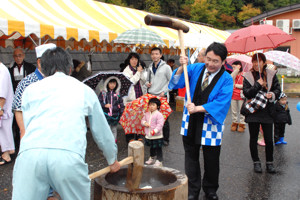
{"left": 240, "top": 98, "right": 251, "bottom": 116}
{"left": 240, "top": 91, "right": 268, "bottom": 116}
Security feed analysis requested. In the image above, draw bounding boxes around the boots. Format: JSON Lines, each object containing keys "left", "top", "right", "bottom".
{"left": 231, "top": 122, "right": 238, "bottom": 132}
{"left": 237, "top": 123, "right": 245, "bottom": 132}
{"left": 266, "top": 163, "right": 276, "bottom": 174}
{"left": 275, "top": 137, "right": 287, "bottom": 145}
{"left": 253, "top": 162, "right": 262, "bottom": 173}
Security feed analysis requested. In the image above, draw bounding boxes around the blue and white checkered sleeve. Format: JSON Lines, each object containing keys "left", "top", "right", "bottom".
{"left": 12, "top": 80, "right": 26, "bottom": 111}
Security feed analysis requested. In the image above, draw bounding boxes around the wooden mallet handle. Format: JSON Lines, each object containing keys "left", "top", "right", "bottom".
{"left": 89, "top": 156, "right": 133, "bottom": 180}
{"left": 178, "top": 30, "right": 191, "bottom": 103}
{"left": 144, "top": 14, "right": 191, "bottom": 103}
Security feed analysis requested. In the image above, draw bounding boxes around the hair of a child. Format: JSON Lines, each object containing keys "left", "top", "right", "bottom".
{"left": 107, "top": 78, "right": 118, "bottom": 92}
{"left": 148, "top": 97, "right": 161, "bottom": 110}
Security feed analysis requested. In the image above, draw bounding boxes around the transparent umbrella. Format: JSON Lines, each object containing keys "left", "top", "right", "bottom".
{"left": 113, "top": 28, "right": 166, "bottom": 47}
{"left": 226, "top": 54, "right": 252, "bottom": 72}
{"left": 264, "top": 50, "right": 300, "bottom": 71}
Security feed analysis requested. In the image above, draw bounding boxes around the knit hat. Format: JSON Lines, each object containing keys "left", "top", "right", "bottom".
{"left": 35, "top": 43, "right": 56, "bottom": 58}
{"left": 279, "top": 92, "right": 287, "bottom": 100}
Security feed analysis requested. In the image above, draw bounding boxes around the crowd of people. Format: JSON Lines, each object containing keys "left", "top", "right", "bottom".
{"left": 0, "top": 42, "right": 293, "bottom": 200}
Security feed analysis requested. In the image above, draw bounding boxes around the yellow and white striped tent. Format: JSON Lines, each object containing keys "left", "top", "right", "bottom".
{"left": 0, "top": 0, "right": 230, "bottom": 55}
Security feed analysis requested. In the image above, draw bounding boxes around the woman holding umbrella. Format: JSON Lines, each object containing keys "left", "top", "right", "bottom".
{"left": 123, "top": 53, "right": 146, "bottom": 142}
{"left": 243, "top": 53, "right": 281, "bottom": 174}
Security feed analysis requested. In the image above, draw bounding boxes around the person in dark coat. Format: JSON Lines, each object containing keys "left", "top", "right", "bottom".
{"left": 9, "top": 48, "right": 36, "bottom": 153}
{"left": 98, "top": 77, "right": 125, "bottom": 142}
{"left": 243, "top": 53, "right": 281, "bottom": 174}
{"left": 272, "top": 93, "right": 292, "bottom": 145}
{"left": 9, "top": 48, "right": 36, "bottom": 151}
{"left": 9, "top": 48, "right": 36, "bottom": 91}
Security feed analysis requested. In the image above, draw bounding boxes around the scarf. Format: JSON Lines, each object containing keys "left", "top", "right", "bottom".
{"left": 129, "top": 65, "right": 143, "bottom": 98}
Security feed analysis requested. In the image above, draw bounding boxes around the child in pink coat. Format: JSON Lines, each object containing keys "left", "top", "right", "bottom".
{"left": 141, "top": 98, "right": 165, "bottom": 167}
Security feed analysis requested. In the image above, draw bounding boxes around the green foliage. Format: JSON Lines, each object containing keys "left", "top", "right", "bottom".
{"left": 190, "top": 0, "right": 218, "bottom": 25}
{"left": 217, "top": 0, "right": 235, "bottom": 16}
{"left": 244, "top": 0, "right": 271, "bottom": 12}
{"left": 145, "top": 0, "right": 161, "bottom": 14}
{"left": 271, "top": 0, "right": 300, "bottom": 8}
{"left": 103, "top": 0, "right": 127, "bottom": 6}
{"left": 160, "top": 0, "right": 183, "bottom": 17}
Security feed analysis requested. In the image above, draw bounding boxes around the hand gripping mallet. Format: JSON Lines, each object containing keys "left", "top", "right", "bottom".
{"left": 88, "top": 156, "right": 133, "bottom": 179}
{"left": 144, "top": 15, "right": 191, "bottom": 103}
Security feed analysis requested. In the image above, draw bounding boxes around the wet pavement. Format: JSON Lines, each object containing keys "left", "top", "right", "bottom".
{"left": 1, "top": 98, "right": 300, "bottom": 200}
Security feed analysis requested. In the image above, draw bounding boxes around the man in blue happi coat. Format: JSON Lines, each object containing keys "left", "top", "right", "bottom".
{"left": 169, "top": 42, "right": 233, "bottom": 200}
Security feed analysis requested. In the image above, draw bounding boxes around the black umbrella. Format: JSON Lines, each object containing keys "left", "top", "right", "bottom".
{"left": 83, "top": 72, "right": 133, "bottom": 97}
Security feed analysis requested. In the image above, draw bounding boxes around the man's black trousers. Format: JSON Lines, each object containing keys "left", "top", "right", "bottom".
{"left": 183, "top": 136, "right": 221, "bottom": 197}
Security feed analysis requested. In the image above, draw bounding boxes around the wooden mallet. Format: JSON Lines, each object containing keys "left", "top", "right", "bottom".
{"left": 144, "top": 14, "right": 191, "bottom": 103}
{"left": 89, "top": 141, "right": 144, "bottom": 191}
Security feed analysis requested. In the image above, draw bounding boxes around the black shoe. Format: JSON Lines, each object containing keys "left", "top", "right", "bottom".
{"left": 266, "top": 163, "right": 276, "bottom": 174}
{"left": 205, "top": 192, "right": 218, "bottom": 200}
{"left": 254, "top": 162, "right": 262, "bottom": 173}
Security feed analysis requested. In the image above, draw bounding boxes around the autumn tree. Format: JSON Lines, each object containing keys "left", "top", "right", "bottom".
{"left": 218, "top": 14, "right": 237, "bottom": 29}
{"left": 179, "top": 0, "right": 194, "bottom": 19}
{"left": 102, "top": 0, "right": 299, "bottom": 29}
{"left": 180, "top": 4, "right": 192, "bottom": 19}
{"left": 237, "top": 4, "right": 261, "bottom": 23}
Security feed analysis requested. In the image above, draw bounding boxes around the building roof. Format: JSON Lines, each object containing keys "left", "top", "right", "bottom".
{"left": 243, "top": 3, "right": 300, "bottom": 26}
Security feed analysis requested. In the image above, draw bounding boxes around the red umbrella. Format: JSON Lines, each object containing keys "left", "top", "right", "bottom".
{"left": 119, "top": 94, "right": 172, "bottom": 135}
{"left": 225, "top": 24, "right": 295, "bottom": 54}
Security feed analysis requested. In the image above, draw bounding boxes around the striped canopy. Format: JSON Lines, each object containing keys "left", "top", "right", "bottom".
{"left": 0, "top": 0, "right": 231, "bottom": 54}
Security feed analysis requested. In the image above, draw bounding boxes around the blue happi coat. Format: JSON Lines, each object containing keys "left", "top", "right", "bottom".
{"left": 168, "top": 63, "right": 233, "bottom": 146}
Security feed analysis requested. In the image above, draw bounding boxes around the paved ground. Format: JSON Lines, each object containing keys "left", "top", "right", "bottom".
{"left": 1, "top": 98, "right": 300, "bottom": 200}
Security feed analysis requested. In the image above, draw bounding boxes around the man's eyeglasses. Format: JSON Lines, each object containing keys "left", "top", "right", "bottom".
{"left": 205, "top": 57, "right": 221, "bottom": 65}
